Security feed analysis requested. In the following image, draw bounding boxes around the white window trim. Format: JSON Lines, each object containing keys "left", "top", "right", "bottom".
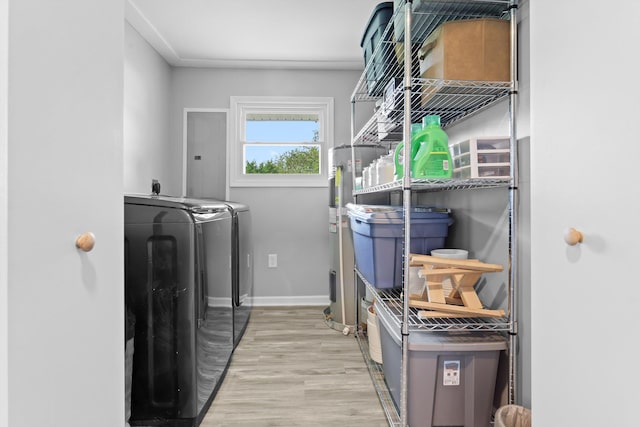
{"left": 229, "top": 96, "right": 333, "bottom": 188}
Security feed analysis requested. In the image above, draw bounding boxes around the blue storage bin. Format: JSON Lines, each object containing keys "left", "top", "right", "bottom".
{"left": 347, "top": 204, "right": 453, "bottom": 288}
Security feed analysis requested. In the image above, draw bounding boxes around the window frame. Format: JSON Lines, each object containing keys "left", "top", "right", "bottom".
{"left": 229, "top": 96, "right": 333, "bottom": 188}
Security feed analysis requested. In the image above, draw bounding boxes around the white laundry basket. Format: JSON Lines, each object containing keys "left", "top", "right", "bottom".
{"left": 366, "top": 305, "right": 383, "bottom": 364}
{"left": 430, "top": 248, "right": 469, "bottom": 294}
{"left": 494, "top": 405, "right": 532, "bottom": 427}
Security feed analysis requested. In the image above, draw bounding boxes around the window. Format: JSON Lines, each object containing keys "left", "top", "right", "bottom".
{"left": 229, "top": 96, "right": 333, "bottom": 187}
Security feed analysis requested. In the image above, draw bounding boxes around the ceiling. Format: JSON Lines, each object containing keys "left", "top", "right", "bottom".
{"left": 126, "top": 0, "right": 387, "bottom": 70}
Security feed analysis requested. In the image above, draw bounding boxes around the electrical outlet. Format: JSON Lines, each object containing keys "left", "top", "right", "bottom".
{"left": 268, "top": 254, "right": 277, "bottom": 268}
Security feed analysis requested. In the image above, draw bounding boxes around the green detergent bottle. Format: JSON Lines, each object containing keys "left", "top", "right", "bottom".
{"left": 413, "top": 115, "right": 453, "bottom": 179}
{"left": 393, "top": 123, "right": 423, "bottom": 180}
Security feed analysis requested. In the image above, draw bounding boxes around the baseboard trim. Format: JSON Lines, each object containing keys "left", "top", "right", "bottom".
{"left": 208, "top": 297, "right": 232, "bottom": 307}
{"left": 251, "top": 295, "right": 330, "bottom": 307}
{"left": 209, "top": 295, "right": 330, "bottom": 307}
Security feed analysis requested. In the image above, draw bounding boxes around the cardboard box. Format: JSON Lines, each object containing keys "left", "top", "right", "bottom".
{"left": 419, "top": 18, "right": 510, "bottom": 82}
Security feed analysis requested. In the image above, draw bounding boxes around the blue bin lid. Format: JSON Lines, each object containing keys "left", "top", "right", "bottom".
{"left": 346, "top": 203, "right": 451, "bottom": 224}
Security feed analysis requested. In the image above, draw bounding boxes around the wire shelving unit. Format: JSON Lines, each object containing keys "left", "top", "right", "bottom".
{"left": 349, "top": 1, "right": 520, "bottom": 426}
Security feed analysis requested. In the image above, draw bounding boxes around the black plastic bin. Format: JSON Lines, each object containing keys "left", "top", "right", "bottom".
{"left": 360, "top": 2, "right": 394, "bottom": 96}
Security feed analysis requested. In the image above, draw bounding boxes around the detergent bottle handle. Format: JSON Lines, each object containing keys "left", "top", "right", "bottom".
{"left": 394, "top": 142, "right": 404, "bottom": 170}
{"left": 393, "top": 142, "right": 405, "bottom": 178}
{"left": 412, "top": 132, "right": 431, "bottom": 178}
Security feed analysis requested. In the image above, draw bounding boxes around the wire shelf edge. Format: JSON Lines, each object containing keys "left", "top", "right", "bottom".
{"left": 354, "top": 177, "right": 512, "bottom": 194}
{"left": 358, "top": 270, "right": 510, "bottom": 332}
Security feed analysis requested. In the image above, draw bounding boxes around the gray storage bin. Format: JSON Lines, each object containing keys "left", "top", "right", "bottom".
{"left": 377, "top": 305, "right": 507, "bottom": 427}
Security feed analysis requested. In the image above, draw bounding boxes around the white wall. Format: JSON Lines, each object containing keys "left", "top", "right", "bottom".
{"left": 170, "top": 68, "right": 362, "bottom": 304}
{"left": 124, "top": 22, "right": 173, "bottom": 195}
{"left": 0, "top": 0, "right": 8, "bottom": 423}
{"left": 530, "top": 1, "right": 640, "bottom": 425}
{"left": 6, "top": 1, "right": 124, "bottom": 426}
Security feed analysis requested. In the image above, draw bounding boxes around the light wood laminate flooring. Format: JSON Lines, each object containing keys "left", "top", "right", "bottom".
{"left": 200, "top": 306, "right": 388, "bottom": 427}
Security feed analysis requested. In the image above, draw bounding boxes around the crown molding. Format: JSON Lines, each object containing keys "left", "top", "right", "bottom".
{"left": 124, "top": 0, "right": 363, "bottom": 70}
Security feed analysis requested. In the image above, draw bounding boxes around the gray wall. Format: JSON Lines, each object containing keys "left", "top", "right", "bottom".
{"left": 124, "top": 22, "right": 173, "bottom": 195}
{"left": 120, "top": 28, "right": 390, "bottom": 305}
{"left": 170, "top": 68, "right": 363, "bottom": 304}
{"left": 123, "top": 24, "right": 364, "bottom": 304}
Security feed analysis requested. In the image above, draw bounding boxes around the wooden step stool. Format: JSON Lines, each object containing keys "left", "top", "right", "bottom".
{"left": 409, "top": 254, "right": 505, "bottom": 318}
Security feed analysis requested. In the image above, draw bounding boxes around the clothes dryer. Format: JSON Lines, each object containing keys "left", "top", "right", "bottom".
{"left": 125, "top": 195, "right": 233, "bottom": 426}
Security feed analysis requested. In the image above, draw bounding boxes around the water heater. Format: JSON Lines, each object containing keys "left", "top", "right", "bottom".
{"left": 327, "top": 144, "right": 388, "bottom": 333}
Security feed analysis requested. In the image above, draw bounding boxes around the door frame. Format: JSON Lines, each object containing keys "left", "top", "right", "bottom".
{"left": 181, "top": 108, "right": 229, "bottom": 199}
{"left": 1, "top": 0, "right": 9, "bottom": 421}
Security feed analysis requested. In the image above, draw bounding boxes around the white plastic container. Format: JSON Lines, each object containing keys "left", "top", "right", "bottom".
{"left": 495, "top": 405, "right": 532, "bottom": 427}
{"left": 376, "top": 152, "right": 395, "bottom": 185}
{"left": 450, "top": 137, "right": 510, "bottom": 179}
{"left": 408, "top": 266, "right": 426, "bottom": 295}
{"left": 429, "top": 249, "right": 469, "bottom": 294}
{"left": 431, "top": 248, "right": 469, "bottom": 259}
{"left": 366, "top": 305, "right": 383, "bottom": 364}
{"left": 368, "top": 160, "right": 378, "bottom": 187}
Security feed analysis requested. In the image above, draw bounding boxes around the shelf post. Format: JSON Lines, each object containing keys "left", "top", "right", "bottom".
{"left": 350, "top": 96, "right": 365, "bottom": 340}
{"left": 508, "top": 0, "right": 520, "bottom": 406}
{"left": 400, "top": 1, "right": 413, "bottom": 427}
{"left": 350, "top": 99, "right": 358, "bottom": 200}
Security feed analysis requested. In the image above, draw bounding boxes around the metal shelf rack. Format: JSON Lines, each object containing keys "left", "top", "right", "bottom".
{"left": 359, "top": 270, "right": 511, "bottom": 332}
{"left": 349, "top": 1, "right": 519, "bottom": 426}
{"left": 353, "top": 79, "right": 511, "bottom": 145}
{"left": 356, "top": 270, "right": 509, "bottom": 427}
{"left": 354, "top": 177, "right": 511, "bottom": 194}
{"left": 355, "top": 334, "right": 402, "bottom": 427}
{"left": 350, "top": 0, "right": 512, "bottom": 145}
